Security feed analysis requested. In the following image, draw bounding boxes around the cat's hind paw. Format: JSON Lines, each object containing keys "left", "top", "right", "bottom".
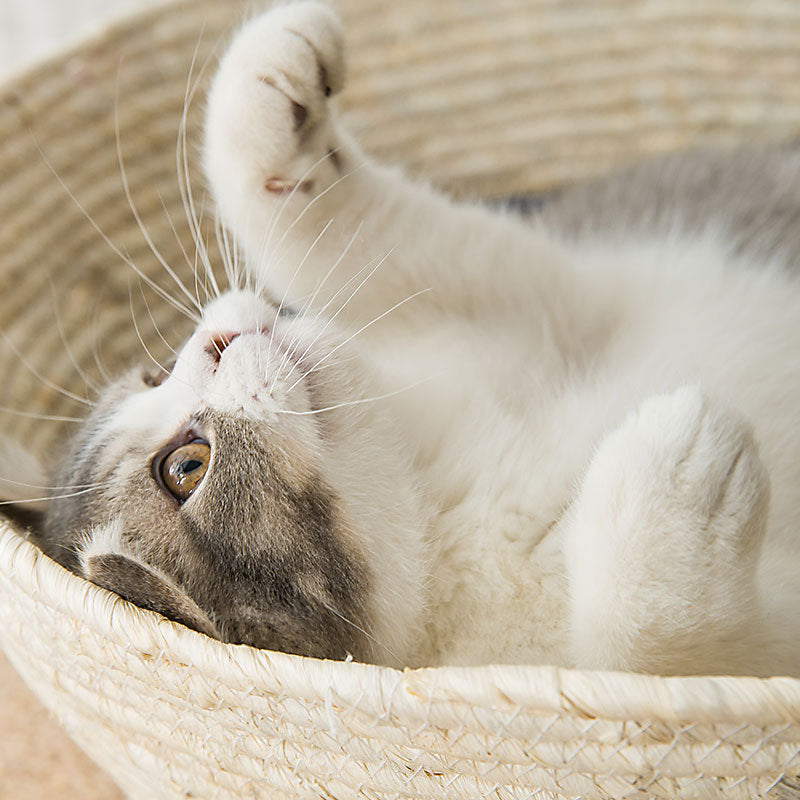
{"left": 565, "top": 386, "right": 770, "bottom": 672}
{"left": 597, "top": 386, "right": 769, "bottom": 557}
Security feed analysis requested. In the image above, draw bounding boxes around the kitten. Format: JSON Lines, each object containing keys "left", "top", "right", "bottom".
{"left": 19, "top": 1, "right": 800, "bottom": 676}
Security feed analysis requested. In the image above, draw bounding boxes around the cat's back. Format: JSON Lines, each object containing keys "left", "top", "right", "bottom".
{"left": 536, "top": 141, "right": 800, "bottom": 270}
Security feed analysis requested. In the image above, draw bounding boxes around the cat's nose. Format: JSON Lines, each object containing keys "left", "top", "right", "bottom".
{"left": 204, "top": 332, "right": 240, "bottom": 364}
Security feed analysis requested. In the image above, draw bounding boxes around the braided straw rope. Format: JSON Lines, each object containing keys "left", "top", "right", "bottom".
{"left": 0, "top": 0, "right": 799, "bottom": 797}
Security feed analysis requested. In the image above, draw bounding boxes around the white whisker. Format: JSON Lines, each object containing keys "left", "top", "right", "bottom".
{"left": 269, "top": 160, "right": 364, "bottom": 266}
{"left": 269, "top": 251, "right": 391, "bottom": 392}
{"left": 268, "top": 218, "right": 334, "bottom": 381}
{"left": 319, "top": 600, "right": 401, "bottom": 664}
{"left": 273, "top": 248, "right": 396, "bottom": 392}
{"left": 284, "top": 288, "right": 432, "bottom": 396}
{"left": 277, "top": 375, "right": 435, "bottom": 416}
{"left": 30, "top": 138, "right": 199, "bottom": 322}
{"left": 176, "top": 35, "right": 222, "bottom": 303}
{"left": 114, "top": 90, "right": 203, "bottom": 317}
{"left": 128, "top": 283, "right": 177, "bottom": 381}
{"left": 47, "top": 279, "right": 101, "bottom": 395}
{"left": 158, "top": 193, "right": 203, "bottom": 288}
{"left": 0, "top": 477, "right": 108, "bottom": 491}
{"left": 89, "top": 288, "right": 113, "bottom": 386}
{"left": 0, "top": 406, "right": 83, "bottom": 423}
{"left": 0, "top": 329, "right": 94, "bottom": 407}
{"left": 299, "top": 219, "right": 364, "bottom": 315}
{"left": 0, "top": 485, "right": 109, "bottom": 506}
{"left": 211, "top": 216, "right": 231, "bottom": 296}
{"left": 139, "top": 283, "right": 180, "bottom": 357}
{"left": 258, "top": 146, "right": 348, "bottom": 281}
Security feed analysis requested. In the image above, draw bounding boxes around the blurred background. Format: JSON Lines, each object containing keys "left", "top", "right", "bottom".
{"left": 0, "top": 0, "right": 161, "bottom": 77}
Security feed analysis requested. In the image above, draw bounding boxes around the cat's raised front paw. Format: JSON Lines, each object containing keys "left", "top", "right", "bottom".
{"left": 205, "top": 1, "right": 346, "bottom": 202}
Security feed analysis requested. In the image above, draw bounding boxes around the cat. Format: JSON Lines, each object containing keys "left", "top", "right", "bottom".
{"left": 14, "top": 0, "right": 800, "bottom": 676}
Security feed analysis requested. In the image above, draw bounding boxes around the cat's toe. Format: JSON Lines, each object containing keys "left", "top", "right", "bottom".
{"left": 236, "top": 2, "right": 345, "bottom": 122}
{"left": 278, "top": 1, "right": 346, "bottom": 96}
{"left": 630, "top": 386, "right": 769, "bottom": 552}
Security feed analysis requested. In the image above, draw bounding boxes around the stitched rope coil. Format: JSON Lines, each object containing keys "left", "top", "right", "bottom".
{"left": 0, "top": 1, "right": 799, "bottom": 797}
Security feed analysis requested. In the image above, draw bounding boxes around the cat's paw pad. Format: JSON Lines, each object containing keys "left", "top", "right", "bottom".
{"left": 206, "top": 2, "right": 345, "bottom": 196}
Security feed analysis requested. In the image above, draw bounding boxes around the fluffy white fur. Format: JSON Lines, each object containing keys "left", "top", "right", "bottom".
{"left": 76, "top": 517, "right": 128, "bottom": 569}
{"left": 193, "top": 2, "right": 800, "bottom": 675}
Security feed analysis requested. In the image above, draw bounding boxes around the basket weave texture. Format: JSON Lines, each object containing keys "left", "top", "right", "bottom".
{"left": 0, "top": 1, "right": 799, "bottom": 797}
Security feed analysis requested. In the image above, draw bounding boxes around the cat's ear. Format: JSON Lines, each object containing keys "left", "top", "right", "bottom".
{"left": 0, "top": 435, "right": 49, "bottom": 530}
{"left": 78, "top": 521, "right": 221, "bottom": 639}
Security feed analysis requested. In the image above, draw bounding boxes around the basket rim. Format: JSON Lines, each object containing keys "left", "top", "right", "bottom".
{"left": 3, "top": 521, "right": 799, "bottom": 729}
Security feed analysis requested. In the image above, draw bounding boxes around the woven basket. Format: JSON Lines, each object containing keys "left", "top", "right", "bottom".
{"left": 1, "top": 1, "right": 799, "bottom": 797}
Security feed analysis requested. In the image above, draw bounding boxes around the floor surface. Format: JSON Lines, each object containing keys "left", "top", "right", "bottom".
{"left": 0, "top": 654, "right": 124, "bottom": 799}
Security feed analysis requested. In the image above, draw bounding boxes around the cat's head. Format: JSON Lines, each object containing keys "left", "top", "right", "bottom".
{"left": 28, "top": 290, "right": 427, "bottom": 666}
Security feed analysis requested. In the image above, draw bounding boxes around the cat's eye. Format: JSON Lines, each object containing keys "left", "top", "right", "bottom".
{"left": 159, "top": 440, "right": 211, "bottom": 503}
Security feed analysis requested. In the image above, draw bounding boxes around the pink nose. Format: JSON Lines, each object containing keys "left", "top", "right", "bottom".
{"left": 204, "top": 331, "right": 240, "bottom": 364}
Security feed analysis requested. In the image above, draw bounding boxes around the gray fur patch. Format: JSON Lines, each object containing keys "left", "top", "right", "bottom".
{"left": 37, "top": 387, "right": 373, "bottom": 660}
{"left": 536, "top": 142, "right": 800, "bottom": 269}
{"left": 85, "top": 553, "right": 220, "bottom": 638}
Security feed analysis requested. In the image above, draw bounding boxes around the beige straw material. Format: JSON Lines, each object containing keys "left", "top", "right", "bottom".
{"left": 2, "top": 528, "right": 800, "bottom": 800}
{"left": 0, "top": 0, "right": 799, "bottom": 797}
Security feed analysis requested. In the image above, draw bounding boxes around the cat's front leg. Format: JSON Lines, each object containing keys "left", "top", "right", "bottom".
{"left": 564, "top": 386, "right": 771, "bottom": 675}
{"left": 205, "top": 2, "right": 391, "bottom": 318}
{"left": 205, "top": 3, "right": 572, "bottom": 328}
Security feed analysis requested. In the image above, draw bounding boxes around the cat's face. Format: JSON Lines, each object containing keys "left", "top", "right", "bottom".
{"left": 36, "top": 290, "right": 427, "bottom": 665}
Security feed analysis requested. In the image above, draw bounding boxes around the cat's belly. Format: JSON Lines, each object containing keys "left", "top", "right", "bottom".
{"left": 417, "top": 504, "right": 571, "bottom": 667}
{"left": 367, "top": 318, "right": 606, "bottom": 666}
